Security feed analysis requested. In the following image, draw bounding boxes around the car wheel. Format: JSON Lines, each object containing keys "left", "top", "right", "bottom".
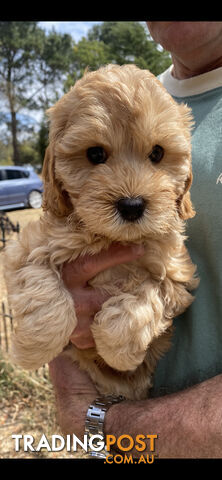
{"left": 28, "top": 190, "right": 42, "bottom": 209}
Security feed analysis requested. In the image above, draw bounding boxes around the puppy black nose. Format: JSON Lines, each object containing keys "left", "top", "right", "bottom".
{"left": 116, "top": 197, "right": 146, "bottom": 222}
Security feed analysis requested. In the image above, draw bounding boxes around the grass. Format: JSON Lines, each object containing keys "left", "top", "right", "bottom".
{"left": 0, "top": 351, "right": 58, "bottom": 458}
{"left": 0, "top": 350, "right": 87, "bottom": 459}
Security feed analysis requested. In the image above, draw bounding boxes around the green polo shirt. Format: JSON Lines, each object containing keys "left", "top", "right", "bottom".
{"left": 151, "top": 66, "right": 222, "bottom": 397}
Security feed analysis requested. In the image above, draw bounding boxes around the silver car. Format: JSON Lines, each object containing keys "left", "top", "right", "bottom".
{"left": 0, "top": 166, "right": 43, "bottom": 210}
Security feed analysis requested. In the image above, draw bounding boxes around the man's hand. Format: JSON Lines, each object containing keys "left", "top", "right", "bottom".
{"left": 50, "top": 243, "right": 144, "bottom": 437}
{"left": 62, "top": 242, "right": 145, "bottom": 349}
{"left": 49, "top": 354, "right": 98, "bottom": 438}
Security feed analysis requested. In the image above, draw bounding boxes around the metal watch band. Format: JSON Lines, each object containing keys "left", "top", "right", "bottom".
{"left": 85, "top": 394, "right": 125, "bottom": 459}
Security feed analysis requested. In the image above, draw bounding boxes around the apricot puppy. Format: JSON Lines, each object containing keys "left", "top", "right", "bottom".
{"left": 5, "top": 65, "right": 198, "bottom": 399}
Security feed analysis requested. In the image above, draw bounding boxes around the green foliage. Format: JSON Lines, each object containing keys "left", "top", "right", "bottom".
{"left": 0, "top": 141, "right": 13, "bottom": 165}
{"left": 88, "top": 21, "right": 147, "bottom": 63}
{"left": 65, "top": 22, "right": 171, "bottom": 88}
{"left": 35, "top": 119, "right": 49, "bottom": 163}
{"left": 64, "top": 38, "right": 111, "bottom": 90}
{"left": 84, "top": 22, "right": 171, "bottom": 76}
{"left": 19, "top": 140, "right": 40, "bottom": 166}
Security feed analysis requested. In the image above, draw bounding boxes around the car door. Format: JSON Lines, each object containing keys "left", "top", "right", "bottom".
{"left": 0, "top": 169, "right": 12, "bottom": 206}
{"left": 0, "top": 169, "right": 26, "bottom": 207}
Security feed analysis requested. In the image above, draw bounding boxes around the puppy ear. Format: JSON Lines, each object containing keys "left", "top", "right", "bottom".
{"left": 176, "top": 103, "right": 195, "bottom": 220}
{"left": 177, "top": 173, "right": 196, "bottom": 220}
{"left": 178, "top": 102, "right": 194, "bottom": 134}
{"left": 42, "top": 144, "right": 72, "bottom": 217}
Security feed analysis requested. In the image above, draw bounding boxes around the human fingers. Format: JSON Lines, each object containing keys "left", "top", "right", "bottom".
{"left": 69, "top": 287, "right": 111, "bottom": 349}
{"left": 62, "top": 242, "right": 145, "bottom": 288}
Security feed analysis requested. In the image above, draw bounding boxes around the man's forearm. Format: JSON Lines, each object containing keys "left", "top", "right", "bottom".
{"left": 50, "top": 356, "right": 222, "bottom": 458}
{"left": 105, "top": 374, "right": 222, "bottom": 458}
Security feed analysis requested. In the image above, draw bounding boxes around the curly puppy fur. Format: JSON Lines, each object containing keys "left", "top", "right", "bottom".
{"left": 4, "top": 65, "right": 199, "bottom": 400}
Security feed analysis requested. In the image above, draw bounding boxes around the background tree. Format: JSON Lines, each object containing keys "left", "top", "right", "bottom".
{"left": 64, "top": 37, "right": 111, "bottom": 90}
{"left": 19, "top": 139, "right": 40, "bottom": 167}
{"left": 34, "top": 29, "right": 75, "bottom": 110}
{"left": 65, "top": 22, "right": 171, "bottom": 89}
{"left": 35, "top": 118, "right": 49, "bottom": 166}
{"left": 0, "top": 22, "right": 74, "bottom": 165}
{"left": 0, "top": 22, "right": 43, "bottom": 164}
{"left": 32, "top": 30, "right": 75, "bottom": 165}
{"left": 85, "top": 22, "right": 171, "bottom": 75}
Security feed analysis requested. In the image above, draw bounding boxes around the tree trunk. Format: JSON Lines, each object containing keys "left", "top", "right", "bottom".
{"left": 10, "top": 110, "right": 20, "bottom": 165}
{"left": 7, "top": 66, "right": 20, "bottom": 165}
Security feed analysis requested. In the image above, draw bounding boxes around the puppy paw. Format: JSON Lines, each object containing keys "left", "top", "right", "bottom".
{"left": 91, "top": 294, "right": 159, "bottom": 372}
{"left": 9, "top": 281, "right": 77, "bottom": 370}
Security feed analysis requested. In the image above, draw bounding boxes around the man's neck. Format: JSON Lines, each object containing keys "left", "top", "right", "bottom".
{"left": 171, "top": 53, "right": 222, "bottom": 80}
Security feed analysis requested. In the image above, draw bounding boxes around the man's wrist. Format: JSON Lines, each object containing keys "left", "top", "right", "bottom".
{"left": 85, "top": 395, "right": 125, "bottom": 458}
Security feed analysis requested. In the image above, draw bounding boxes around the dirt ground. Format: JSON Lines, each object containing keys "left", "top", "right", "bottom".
{"left": 0, "top": 208, "right": 87, "bottom": 460}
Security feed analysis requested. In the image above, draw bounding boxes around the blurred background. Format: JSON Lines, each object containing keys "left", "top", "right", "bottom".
{"left": 0, "top": 21, "right": 171, "bottom": 459}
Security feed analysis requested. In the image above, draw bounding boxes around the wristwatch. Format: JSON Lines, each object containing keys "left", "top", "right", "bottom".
{"left": 85, "top": 394, "right": 125, "bottom": 459}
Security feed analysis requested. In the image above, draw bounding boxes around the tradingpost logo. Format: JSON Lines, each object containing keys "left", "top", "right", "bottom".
{"left": 12, "top": 432, "right": 158, "bottom": 463}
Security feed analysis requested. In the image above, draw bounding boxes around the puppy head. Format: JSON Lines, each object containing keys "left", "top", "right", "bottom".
{"left": 42, "top": 64, "right": 195, "bottom": 241}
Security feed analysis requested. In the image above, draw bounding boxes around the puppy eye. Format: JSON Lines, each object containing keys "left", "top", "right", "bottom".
{"left": 87, "top": 146, "right": 108, "bottom": 165}
{"left": 148, "top": 145, "right": 164, "bottom": 163}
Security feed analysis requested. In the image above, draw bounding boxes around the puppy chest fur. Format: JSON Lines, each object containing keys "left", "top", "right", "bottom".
{"left": 4, "top": 64, "right": 198, "bottom": 400}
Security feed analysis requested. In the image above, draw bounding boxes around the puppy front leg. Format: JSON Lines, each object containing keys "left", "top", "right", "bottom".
{"left": 4, "top": 225, "right": 77, "bottom": 370}
{"left": 91, "top": 282, "right": 171, "bottom": 372}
